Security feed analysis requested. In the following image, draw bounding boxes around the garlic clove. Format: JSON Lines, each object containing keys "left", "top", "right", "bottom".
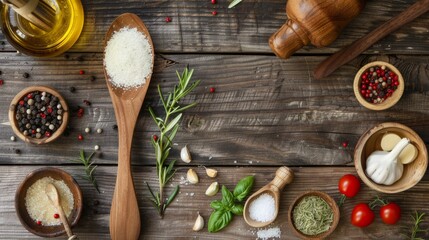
{"left": 193, "top": 212, "right": 204, "bottom": 231}
{"left": 399, "top": 143, "right": 418, "bottom": 164}
{"left": 205, "top": 182, "right": 219, "bottom": 196}
{"left": 187, "top": 168, "right": 199, "bottom": 184}
{"left": 181, "top": 145, "right": 192, "bottom": 163}
{"left": 205, "top": 167, "right": 218, "bottom": 178}
{"left": 380, "top": 133, "right": 401, "bottom": 151}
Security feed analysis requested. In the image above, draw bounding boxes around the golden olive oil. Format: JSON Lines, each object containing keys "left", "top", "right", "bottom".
{"left": 0, "top": 0, "right": 84, "bottom": 57}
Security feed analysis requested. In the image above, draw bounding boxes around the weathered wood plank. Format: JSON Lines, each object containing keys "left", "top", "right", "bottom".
{"left": 0, "top": 53, "right": 429, "bottom": 166}
{"left": 0, "top": 0, "right": 428, "bottom": 54}
{"left": 0, "top": 166, "right": 427, "bottom": 239}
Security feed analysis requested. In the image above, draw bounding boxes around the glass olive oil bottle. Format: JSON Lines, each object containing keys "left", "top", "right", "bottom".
{"left": 0, "top": 0, "right": 84, "bottom": 57}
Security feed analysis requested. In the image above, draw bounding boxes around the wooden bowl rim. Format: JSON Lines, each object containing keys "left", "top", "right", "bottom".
{"left": 353, "top": 61, "right": 404, "bottom": 111}
{"left": 354, "top": 122, "right": 428, "bottom": 193}
{"left": 8, "top": 86, "right": 69, "bottom": 145}
{"left": 15, "top": 167, "right": 83, "bottom": 237}
{"left": 287, "top": 191, "right": 340, "bottom": 240}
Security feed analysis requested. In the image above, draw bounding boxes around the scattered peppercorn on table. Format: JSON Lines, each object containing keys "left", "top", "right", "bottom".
{"left": 0, "top": 0, "right": 429, "bottom": 239}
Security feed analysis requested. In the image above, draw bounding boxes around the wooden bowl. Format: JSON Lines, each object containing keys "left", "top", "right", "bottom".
{"left": 354, "top": 122, "right": 428, "bottom": 193}
{"left": 15, "top": 167, "right": 83, "bottom": 237}
{"left": 8, "top": 86, "right": 69, "bottom": 144}
{"left": 288, "top": 191, "right": 340, "bottom": 240}
{"left": 353, "top": 61, "right": 404, "bottom": 111}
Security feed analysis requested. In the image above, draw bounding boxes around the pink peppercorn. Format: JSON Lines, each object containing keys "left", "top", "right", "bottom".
{"left": 210, "top": 87, "right": 215, "bottom": 93}
{"left": 165, "top": 17, "right": 172, "bottom": 23}
{"left": 211, "top": 0, "right": 216, "bottom": 4}
{"left": 36, "top": 220, "right": 42, "bottom": 225}
{"left": 78, "top": 134, "right": 83, "bottom": 141}
{"left": 53, "top": 213, "right": 59, "bottom": 219}
{"left": 79, "top": 70, "right": 85, "bottom": 75}
{"left": 342, "top": 141, "right": 348, "bottom": 148}
{"left": 153, "top": 135, "right": 158, "bottom": 141}
{"left": 0, "top": 79, "right": 3, "bottom": 85}
{"left": 212, "top": 11, "right": 217, "bottom": 15}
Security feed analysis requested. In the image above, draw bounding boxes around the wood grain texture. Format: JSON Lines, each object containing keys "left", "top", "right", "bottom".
{"left": 0, "top": 0, "right": 427, "bottom": 54}
{"left": 1, "top": 166, "right": 428, "bottom": 239}
{"left": 0, "top": 54, "right": 429, "bottom": 167}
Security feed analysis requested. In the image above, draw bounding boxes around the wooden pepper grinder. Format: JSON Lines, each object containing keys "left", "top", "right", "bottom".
{"left": 269, "top": 0, "right": 366, "bottom": 59}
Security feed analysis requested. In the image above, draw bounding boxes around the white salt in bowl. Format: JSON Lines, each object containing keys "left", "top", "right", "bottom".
{"left": 15, "top": 167, "right": 83, "bottom": 237}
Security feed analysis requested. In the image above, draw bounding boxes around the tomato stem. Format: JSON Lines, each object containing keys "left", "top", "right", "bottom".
{"left": 338, "top": 194, "right": 346, "bottom": 207}
{"left": 369, "top": 195, "right": 388, "bottom": 209}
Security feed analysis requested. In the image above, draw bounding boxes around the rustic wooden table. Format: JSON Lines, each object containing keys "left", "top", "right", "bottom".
{"left": 1, "top": 0, "right": 429, "bottom": 239}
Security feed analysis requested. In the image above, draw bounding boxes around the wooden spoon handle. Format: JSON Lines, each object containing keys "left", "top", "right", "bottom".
{"left": 109, "top": 101, "right": 141, "bottom": 240}
{"left": 57, "top": 204, "right": 74, "bottom": 237}
{"left": 270, "top": 166, "right": 294, "bottom": 191}
{"left": 313, "top": 0, "right": 429, "bottom": 80}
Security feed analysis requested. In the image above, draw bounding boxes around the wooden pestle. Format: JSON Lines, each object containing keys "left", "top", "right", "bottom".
{"left": 313, "top": 0, "right": 429, "bottom": 80}
{"left": 269, "top": 0, "right": 365, "bottom": 59}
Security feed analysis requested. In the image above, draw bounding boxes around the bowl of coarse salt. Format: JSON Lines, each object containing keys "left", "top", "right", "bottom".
{"left": 15, "top": 167, "right": 82, "bottom": 237}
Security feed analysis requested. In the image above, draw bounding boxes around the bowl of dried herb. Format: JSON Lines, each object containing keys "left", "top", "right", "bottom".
{"left": 288, "top": 191, "right": 340, "bottom": 239}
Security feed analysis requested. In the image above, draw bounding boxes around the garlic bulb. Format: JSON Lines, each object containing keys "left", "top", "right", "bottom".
{"left": 181, "top": 145, "right": 192, "bottom": 163}
{"left": 193, "top": 212, "right": 204, "bottom": 231}
{"left": 365, "top": 138, "right": 409, "bottom": 185}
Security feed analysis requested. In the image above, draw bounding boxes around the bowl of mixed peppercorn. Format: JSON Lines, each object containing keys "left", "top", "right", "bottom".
{"left": 353, "top": 61, "right": 404, "bottom": 111}
{"left": 9, "top": 86, "right": 69, "bottom": 144}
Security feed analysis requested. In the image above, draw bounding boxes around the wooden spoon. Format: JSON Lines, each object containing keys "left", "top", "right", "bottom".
{"left": 103, "top": 13, "right": 155, "bottom": 240}
{"left": 45, "top": 183, "right": 78, "bottom": 240}
{"left": 243, "top": 166, "right": 294, "bottom": 228}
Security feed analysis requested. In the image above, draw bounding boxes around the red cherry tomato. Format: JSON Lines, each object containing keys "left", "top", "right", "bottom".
{"left": 338, "top": 174, "right": 360, "bottom": 198}
{"left": 380, "top": 202, "right": 401, "bottom": 225}
{"left": 351, "top": 203, "right": 375, "bottom": 227}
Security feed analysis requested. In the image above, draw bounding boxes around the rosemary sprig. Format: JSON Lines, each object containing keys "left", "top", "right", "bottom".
{"left": 73, "top": 150, "right": 100, "bottom": 193}
{"left": 402, "top": 211, "right": 426, "bottom": 240}
{"left": 147, "top": 66, "right": 200, "bottom": 218}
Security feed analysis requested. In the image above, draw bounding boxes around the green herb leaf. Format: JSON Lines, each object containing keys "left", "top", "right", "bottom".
{"left": 233, "top": 176, "right": 254, "bottom": 202}
{"left": 164, "top": 185, "right": 180, "bottom": 211}
{"left": 73, "top": 150, "right": 100, "bottom": 193}
{"left": 208, "top": 209, "right": 233, "bottom": 233}
{"left": 231, "top": 204, "right": 244, "bottom": 216}
{"left": 210, "top": 200, "right": 224, "bottom": 210}
{"left": 164, "top": 113, "right": 182, "bottom": 133}
{"left": 228, "top": 0, "right": 242, "bottom": 8}
{"left": 221, "top": 185, "right": 234, "bottom": 208}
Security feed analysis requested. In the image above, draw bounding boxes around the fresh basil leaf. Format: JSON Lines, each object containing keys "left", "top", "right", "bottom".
{"left": 210, "top": 200, "right": 224, "bottom": 210}
{"left": 208, "top": 209, "right": 233, "bottom": 233}
{"left": 221, "top": 185, "right": 234, "bottom": 208}
{"left": 231, "top": 203, "right": 244, "bottom": 216}
{"left": 233, "top": 176, "right": 254, "bottom": 202}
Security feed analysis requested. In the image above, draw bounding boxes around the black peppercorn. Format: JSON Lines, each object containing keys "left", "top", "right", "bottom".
{"left": 23, "top": 72, "right": 30, "bottom": 78}
{"left": 112, "top": 124, "right": 118, "bottom": 130}
{"left": 90, "top": 75, "right": 96, "bottom": 81}
{"left": 15, "top": 149, "right": 21, "bottom": 154}
{"left": 69, "top": 86, "right": 76, "bottom": 93}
